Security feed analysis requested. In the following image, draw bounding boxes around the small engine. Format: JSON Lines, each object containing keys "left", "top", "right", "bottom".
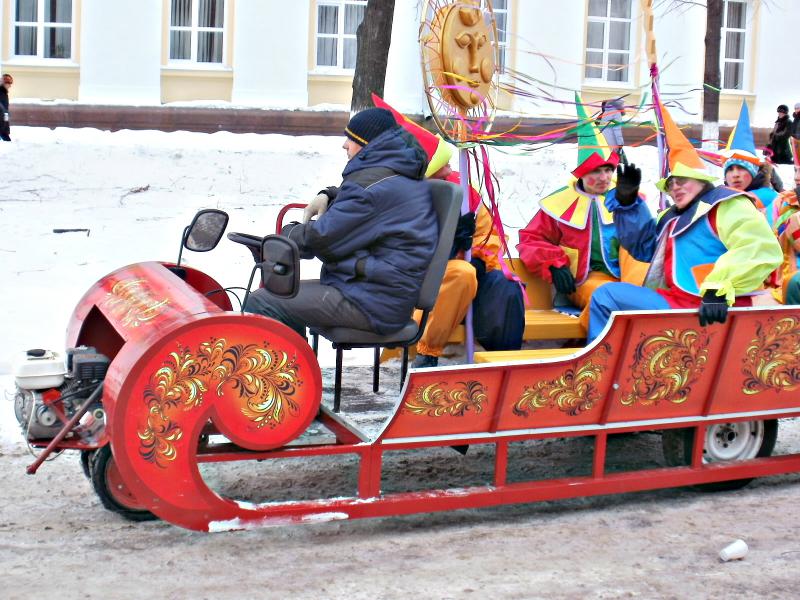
{"left": 13, "top": 347, "right": 110, "bottom": 440}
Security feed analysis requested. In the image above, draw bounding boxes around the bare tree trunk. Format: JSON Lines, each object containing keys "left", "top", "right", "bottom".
{"left": 351, "top": 0, "right": 396, "bottom": 113}
{"left": 702, "top": 0, "right": 724, "bottom": 148}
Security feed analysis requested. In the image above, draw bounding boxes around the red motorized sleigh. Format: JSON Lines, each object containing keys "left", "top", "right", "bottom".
{"left": 12, "top": 208, "right": 800, "bottom": 532}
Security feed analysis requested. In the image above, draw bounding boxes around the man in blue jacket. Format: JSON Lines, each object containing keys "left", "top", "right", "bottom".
{"left": 245, "top": 107, "right": 438, "bottom": 338}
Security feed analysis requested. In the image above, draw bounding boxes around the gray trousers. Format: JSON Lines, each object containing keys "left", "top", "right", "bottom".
{"left": 244, "top": 280, "right": 373, "bottom": 338}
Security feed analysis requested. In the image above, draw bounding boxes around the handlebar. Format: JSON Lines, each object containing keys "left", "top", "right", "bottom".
{"left": 276, "top": 203, "right": 308, "bottom": 234}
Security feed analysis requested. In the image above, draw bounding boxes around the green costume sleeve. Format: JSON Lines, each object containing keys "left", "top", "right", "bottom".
{"left": 700, "top": 196, "right": 783, "bottom": 304}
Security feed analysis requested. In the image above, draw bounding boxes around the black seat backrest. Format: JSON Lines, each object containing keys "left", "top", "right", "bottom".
{"left": 416, "top": 179, "right": 462, "bottom": 311}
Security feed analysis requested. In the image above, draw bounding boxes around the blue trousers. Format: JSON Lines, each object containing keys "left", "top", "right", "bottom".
{"left": 786, "top": 272, "right": 800, "bottom": 305}
{"left": 587, "top": 282, "right": 670, "bottom": 342}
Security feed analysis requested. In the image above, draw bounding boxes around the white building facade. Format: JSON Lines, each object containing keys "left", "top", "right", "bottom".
{"left": 0, "top": 0, "right": 796, "bottom": 125}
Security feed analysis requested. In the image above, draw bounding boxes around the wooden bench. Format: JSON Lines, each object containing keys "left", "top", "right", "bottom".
{"left": 474, "top": 347, "right": 583, "bottom": 363}
{"left": 448, "top": 258, "right": 586, "bottom": 344}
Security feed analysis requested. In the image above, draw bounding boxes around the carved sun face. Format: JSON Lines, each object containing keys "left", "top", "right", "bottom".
{"left": 440, "top": 4, "right": 495, "bottom": 111}
{"left": 421, "top": 0, "right": 500, "bottom": 142}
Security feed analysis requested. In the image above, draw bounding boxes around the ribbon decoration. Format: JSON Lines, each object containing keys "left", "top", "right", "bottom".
{"left": 641, "top": 0, "right": 669, "bottom": 210}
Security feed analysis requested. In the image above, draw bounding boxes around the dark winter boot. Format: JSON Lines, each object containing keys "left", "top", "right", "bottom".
{"left": 411, "top": 353, "right": 438, "bottom": 369}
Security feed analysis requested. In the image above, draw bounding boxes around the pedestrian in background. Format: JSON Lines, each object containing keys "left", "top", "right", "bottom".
{"left": 0, "top": 74, "right": 12, "bottom": 142}
{"left": 767, "top": 104, "right": 792, "bottom": 164}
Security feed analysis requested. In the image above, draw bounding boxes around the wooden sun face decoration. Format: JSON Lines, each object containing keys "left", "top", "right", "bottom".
{"left": 440, "top": 3, "right": 495, "bottom": 110}
{"left": 420, "top": 0, "right": 499, "bottom": 141}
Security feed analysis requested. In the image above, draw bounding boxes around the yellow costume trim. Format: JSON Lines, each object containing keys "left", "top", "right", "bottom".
{"left": 538, "top": 181, "right": 613, "bottom": 229}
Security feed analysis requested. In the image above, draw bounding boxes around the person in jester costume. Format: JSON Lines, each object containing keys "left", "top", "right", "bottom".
{"left": 720, "top": 100, "right": 780, "bottom": 226}
{"left": 372, "top": 94, "right": 525, "bottom": 368}
{"left": 587, "top": 103, "right": 783, "bottom": 342}
{"left": 516, "top": 94, "right": 650, "bottom": 332}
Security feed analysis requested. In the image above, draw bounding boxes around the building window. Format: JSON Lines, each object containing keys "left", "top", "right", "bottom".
{"left": 13, "top": 0, "right": 73, "bottom": 59}
{"left": 585, "top": 0, "right": 633, "bottom": 83}
{"left": 721, "top": 0, "right": 747, "bottom": 90}
{"left": 481, "top": 0, "right": 510, "bottom": 74}
{"left": 315, "top": 0, "right": 367, "bottom": 70}
{"left": 169, "top": 0, "right": 226, "bottom": 64}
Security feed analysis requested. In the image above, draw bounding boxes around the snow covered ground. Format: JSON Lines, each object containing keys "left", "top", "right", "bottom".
{"left": 0, "top": 125, "right": 793, "bottom": 448}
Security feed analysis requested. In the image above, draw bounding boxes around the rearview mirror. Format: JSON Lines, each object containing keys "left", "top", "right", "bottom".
{"left": 260, "top": 235, "right": 299, "bottom": 298}
{"left": 184, "top": 209, "right": 229, "bottom": 252}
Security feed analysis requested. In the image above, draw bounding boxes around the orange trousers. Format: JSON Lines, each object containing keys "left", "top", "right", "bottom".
{"left": 380, "top": 260, "right": 478, "bottom": 362}
{"left": 416, "top": 260, "right": 478, "bottom": 357}
{"left": 572, "top": 249, "right": 649, "bottom": 331}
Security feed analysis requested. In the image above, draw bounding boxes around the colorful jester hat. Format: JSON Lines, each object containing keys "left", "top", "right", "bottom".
{"left": 722, "top": 100, "right": 761, "bottom": 178}
{"left": 572, "top": 92, "right": 619, "bottom": 179}
{"left": 371, "top": 93, "right": 454, "bottom": 178}
{"left": 655, "top": 103, "right": 717, "bottom": 192}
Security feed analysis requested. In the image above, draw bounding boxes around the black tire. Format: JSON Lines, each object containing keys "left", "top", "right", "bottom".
{"left": 662, "top": 420, "right": 778, "bottom": 491}
{"left": 90, "top": 445, "right": 158, "bottom": 522}
{"left": 80, "top": 449, "right": 95, "bottom": 480}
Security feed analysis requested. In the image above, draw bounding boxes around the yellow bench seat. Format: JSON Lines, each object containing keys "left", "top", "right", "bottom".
{"left": 474, "top": 347, "right": 583, "bottom": 363}
{"left": 448, "top": 309, "right": 586, "bottom": 344}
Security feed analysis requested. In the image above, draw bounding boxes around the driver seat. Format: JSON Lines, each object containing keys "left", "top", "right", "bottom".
{"left": 310, "top": 179, "right": 462, "bottom": 412}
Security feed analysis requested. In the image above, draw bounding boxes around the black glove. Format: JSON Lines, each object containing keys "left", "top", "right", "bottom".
{"left": 450, "top": 211, "right": 477, "bottom": 257}
{"left": 615, "top": 163, "right": 641, "bottom": 206}
{"left": 470, "top": 257, "right": 486, "bottom": 282}
{"left": 698, "top": 290, "right": 728, "bottom": 327}
{"left": 549, "top": 265, "right": 576, "bottom": 295}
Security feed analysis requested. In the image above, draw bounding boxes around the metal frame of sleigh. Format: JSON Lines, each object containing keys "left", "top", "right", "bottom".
{"left": 12, "top": 187, "right": 800, "bottom": 532}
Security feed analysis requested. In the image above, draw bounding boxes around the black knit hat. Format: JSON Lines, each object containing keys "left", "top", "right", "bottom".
{"left": 344, "top": 108, "right": 397, "bottom": 146}
{"left": 778, "top": 104, "right": 789, "bottom": 114}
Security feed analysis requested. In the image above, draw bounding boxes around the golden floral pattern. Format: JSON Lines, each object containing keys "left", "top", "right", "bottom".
{"left": 138, "top": 338, "right": 301, "bottom": 467}
{"left": 102, "top": 278, "right": 169, "bottom": 327}
{"left": 742, "top": 316, "right": 800, "bottom": 395}
{"left": 404, "top": 380, "right": 487, "bottom": 417}
{"left": 620, "top": 328, "right": 711, "bottom": 407}
{"left": 513, "top": 344, "right": 610, "bottom": 417}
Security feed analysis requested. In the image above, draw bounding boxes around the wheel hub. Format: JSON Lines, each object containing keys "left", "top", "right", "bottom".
{"left": 704, "top": 421, "right": 764, "bottom": 463}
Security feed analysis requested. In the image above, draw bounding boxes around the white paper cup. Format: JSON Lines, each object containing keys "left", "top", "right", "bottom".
{"left": 719, "top": 539, "right": 748, "bottom": 561}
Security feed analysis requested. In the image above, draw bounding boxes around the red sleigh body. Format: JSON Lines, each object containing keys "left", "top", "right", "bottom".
{"left": 28, "top": 260, "right": 800, "bottom": 531}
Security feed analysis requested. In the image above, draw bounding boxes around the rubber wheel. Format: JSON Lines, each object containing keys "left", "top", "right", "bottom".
{"left": 80, "top": 449, "right": 95, "bottom": 480}
{"left": 90, "top": 445, "right": 158, "bottom": 521}
{"left": 662, "top": 420, "right": 778, "bottom": 491}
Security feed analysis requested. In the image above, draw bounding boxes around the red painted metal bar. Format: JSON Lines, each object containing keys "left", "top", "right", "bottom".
{"left": 317, "top": 410, "right": 366, "bottom": 444}
{"left": 599, "top": 319, "right": 633, "bottom": 424}
{"left": 488, "top": 369, "right": 512, "bottom": 434}
{"left": 376, "top": 407, "right": 800, "bottom": 451}
{"left": 691, "top": 425, "right": 707, "bottom": 468}
{"left": 275, "top": 203, "right": 308, "bottom": 233}
{"left": 494, "top": 440, "right": 508, "bottom": 487}
{"left": 593, "top": 433, "right": 607, "bottom": 479}
{"left": 701, "top": 316, "right": 736, "bottom": 417}
{"left": 196, "top": 442, "right": 366, "bottom": 463}
{"left": 208, "top": 453, "right": 800, "bottom": 529}
{"left": 359, "top": 445, "right": 383, "bottom": 499}
{"left": 26, "top": 384, "right": 104, "bottom": 474}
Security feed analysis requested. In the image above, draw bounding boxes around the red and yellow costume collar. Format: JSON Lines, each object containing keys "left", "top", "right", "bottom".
{"left": 538, "top": 180, "right": 614, "bottom": 229}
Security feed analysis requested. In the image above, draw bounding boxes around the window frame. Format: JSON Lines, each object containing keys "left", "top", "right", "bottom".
{"left": 584, "top": 0, "right": 635, "bottom": 86}
{"left": 720, "top": 0, "right": 749, "bottom": 91}
{"left": 314, "top": 0, "right": 367, "bottom": 73}
{"left": 11, "top": 0, "right": 75, "bottom": 62}
{"left": 167, "top": 0, "right": 228, "bottom": 67}
{"left": 480, "top": 0, "right": 510, "bottom": 75}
